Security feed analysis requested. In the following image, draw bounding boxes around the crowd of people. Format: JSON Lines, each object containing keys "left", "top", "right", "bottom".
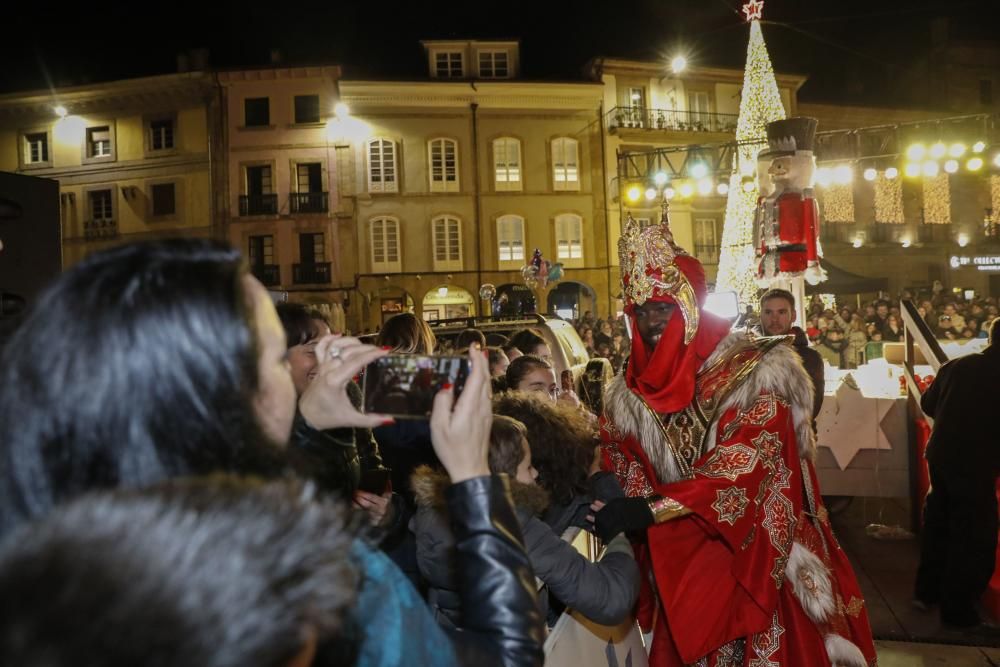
{"left": 10, "top": 231, "right": 999, "bottom": 664}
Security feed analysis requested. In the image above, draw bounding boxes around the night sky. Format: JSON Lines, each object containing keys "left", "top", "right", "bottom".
{"left": 3, "top": 0, "right": 999, "bottom": 105}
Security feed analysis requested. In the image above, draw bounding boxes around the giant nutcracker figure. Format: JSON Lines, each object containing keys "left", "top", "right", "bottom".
{"left": 755, "top": 117, "right": 827, "bottom": 286}
{"left": 593, "top": 202, "right": 875, "bottom": 666}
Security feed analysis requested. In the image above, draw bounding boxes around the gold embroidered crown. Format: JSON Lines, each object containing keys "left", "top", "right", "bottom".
{"left": 618, "top": 200, "right": 700, "bottom": 344}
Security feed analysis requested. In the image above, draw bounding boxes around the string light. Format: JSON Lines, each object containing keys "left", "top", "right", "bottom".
{"left": 991, "top": 176, "right": 1000, "bottom": 225}
{"left": 944, "top": 159, "right": 959, "bottom": 174}
{"left": 664, "top": 186, "right": 676, "bottom": 200}
{"left": 679, "top": 182, "right": 695, "bottom": 198}
{"left": 904, "top": 163, "right": 921, "bottom": 178}
{"left": 906, "top": 144, "right": 926, "bottom": 161}
{"left": 929, "top": 142, "right": 946, "bottom": 159}
{"left": 973, "top": 141, "right": 987, "bottom": 153}
{"left": 716, "top": 182, "right": 730, "bottom": 196}
{"left": 922, "top": 160, "right": 939, "bottom": 178}
{"left": 994, "top": 154, "right": 1000, "bottom": 168}
{"left": 689, "top": 163, "right": 709, "bottom": 179}
{"left": 874, "top": 172, "right": 904, "bottom": 224}
{"left": 820, "top": 184, "right": 855, "bottom": 223}
{"left": 967, "top": 157, "right": 984, "bottom": 171}
{"left": 949, "top": 143, "right": 966, "bottom": 158}
{"left": 885, "top": 166, "right": 899, "bottom": 180}
{"left": 717, "top": 19, "right": 786, "bottom": 307}
{"left": 834, "top": 164, "right": 854, "bottom": 185}
{"left": 923, "top": 173, "right": 951, "bottom": 225}
{"left": 863, "top": 167, "right": 877, "bottom": 181}
{"left": 654, "top": 171, "right": 669, "bottom": 187}
{"left": 697, "top": 178, "right": 714, "bottom": 196}
{"left": 626, "top": 185, "right": 641, "bottom": 203}
{"left": 645, "top": 187, "right": 657, "bottom": 201}
{"left": 815, "top": 167, "right": 834, "bottom": 187}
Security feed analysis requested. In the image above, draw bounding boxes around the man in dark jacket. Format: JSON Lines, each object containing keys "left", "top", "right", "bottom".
{"left": 759, "top": 288, "right": 825, "bottom": 425}
{"left": 915, "top": 318, "right": 1000, "bottom": 628}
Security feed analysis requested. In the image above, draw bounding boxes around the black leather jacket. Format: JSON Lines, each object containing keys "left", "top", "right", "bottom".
{"left": 445, "top": 475, "right": 545, "bottom": 667}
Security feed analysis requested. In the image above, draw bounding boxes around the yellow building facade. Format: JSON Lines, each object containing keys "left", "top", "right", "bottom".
{"left": 0, "top": 73, "right": 217, "bottom": 267}
{"left": 338, "top": 41, "right": 610, "bottom": 331}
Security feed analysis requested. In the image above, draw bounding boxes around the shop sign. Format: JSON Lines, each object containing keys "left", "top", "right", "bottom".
{"left": 949, "top": 255, "right": 1000, "bottom": 271}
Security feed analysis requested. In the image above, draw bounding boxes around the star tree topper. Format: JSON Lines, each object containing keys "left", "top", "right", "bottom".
{"left": 742, "top": 0, "right": 764, "bottom": 22}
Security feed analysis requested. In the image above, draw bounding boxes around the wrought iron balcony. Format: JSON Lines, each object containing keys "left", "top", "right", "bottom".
{"left": 239, "top": 194, "right": 278, "bottom": 216}
{"left": 251, "top": 263, "right": 281, "bottom": 287}
{"left": 83, "top": 219, "right": 119, "bottom": 240}
{"left": 607, "top": 106, "right": 739, "bottom": 134}
{"left": 293, "top": 262, "right": 331, "bottom": 284}
{"left": 290, "top": 192, "right": 328, "bottom": 214}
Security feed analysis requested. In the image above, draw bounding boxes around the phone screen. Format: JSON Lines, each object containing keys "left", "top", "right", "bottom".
{"left": 363, "top": 354, "right": 470, "bottom": 419}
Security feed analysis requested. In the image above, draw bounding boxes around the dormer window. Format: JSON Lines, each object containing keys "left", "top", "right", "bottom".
{"left": 434, "top": 52, "right": 464, "bottom": 78}
{"left": 478, "top": 50, "right": 509, "bottom": 79}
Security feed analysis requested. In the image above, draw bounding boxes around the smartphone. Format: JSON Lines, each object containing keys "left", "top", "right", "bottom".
{"left": 357, "top": 468, "right": 392, "bottom": 495}
{"left": 363, "top": 354, "right": 470, "bottom": 419}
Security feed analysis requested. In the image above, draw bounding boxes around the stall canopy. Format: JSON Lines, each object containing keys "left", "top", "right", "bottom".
{"left": 805, "top": 261, "right": 888, "bottom": 295}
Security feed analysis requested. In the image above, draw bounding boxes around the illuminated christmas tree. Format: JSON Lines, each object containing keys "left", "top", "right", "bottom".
{"left": 715, "top": 0, "right": 787, "bottom": 307}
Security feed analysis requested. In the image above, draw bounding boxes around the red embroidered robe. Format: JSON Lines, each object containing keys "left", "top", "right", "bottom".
{"left": 600, "top": 335, "right": 877, "bottom": 667}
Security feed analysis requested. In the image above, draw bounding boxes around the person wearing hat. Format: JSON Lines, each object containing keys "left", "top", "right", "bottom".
{"left": 589, "top": 205, "right": 875, "bottom": 666}
{"left": 755, "top": 117, "right": 826, "bottom": 285}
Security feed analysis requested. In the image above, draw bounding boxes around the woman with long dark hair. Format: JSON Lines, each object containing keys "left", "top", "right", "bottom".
{"left": 0, "top": 239, "right": 542, "bottom": 667}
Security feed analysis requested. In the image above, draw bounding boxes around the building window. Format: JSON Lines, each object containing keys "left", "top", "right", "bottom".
{"left": 150, "top": 183, "right": 176, "bottom": 217}
{"left": 497, "top": 215, "right": 525, "bottom": 264}
{"left": 694, "top": 218, "right": 720, "bottom": 264}
{"left": 86, "top": 126, "right": 112, "bottom": 159}
{"left": 981, "top": 79, "right": 994, "bottom": 106}
{"left": 244, "top": 97, "right": 270, "bottom": 127}
{"left": 555, "top": 214, "right": 583, "bottom": 262}
{"left": 246, "top": 165, "right": 273, "bottom": 194}
{"left": 493, "top": 137, "right": 521, "bottom": 191}
{"left": 149, "top": 119, "right": 174, "bottom": 151}
{"left": 296, "top": 163, "right": 323, "bottom": 193}
{"left": 299, "top": 232, "right": 324, "bottom": 263}
{"left": 432, "top": 215, "right": 462, "bottom": 270}
{"left": 90, "top": 189, "right": 114, "bottom": 221}
{"left": 688, "top": 91, "right": 711, "bottom": 124}
{"left": 428, "top": 138, "right": 459, "bottom": 192}
{"left": 478, "top": 50, "right": 509, "bottom": 78}
{"left": 294, "top": 95, "right": 321, "bottom": 124}
{"left": 434, "top": 52, "right": 464, "bottom": 78}
{"left": 370, "top": 216, "right": 401, "bottom": 272}
{"left": 23, "top": 132, "right": 48, "bottom": 165}
{"left": 249, "top": 235, "right": 274, "bottom": 265}
{"left": 552, "top": 138, "right": 579, "bottom": 191}
{"left": 241, "top": 164, "right": 277, "bottom": 216}
{"left": 367, "top": 138, "right": 398, "bottom": 193}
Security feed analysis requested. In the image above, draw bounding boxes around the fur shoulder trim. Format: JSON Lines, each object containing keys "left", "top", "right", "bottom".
{"left": 604, "top": 374, "right": 686, "bottom": 484}
{"left": 603, "top": 332, "right": 816, "bottom": 484}
{"left": 704, "top": 332, "right": 817, "bottom": 459}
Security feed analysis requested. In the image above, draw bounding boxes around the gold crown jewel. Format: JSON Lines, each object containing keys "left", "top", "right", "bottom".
{"left": 619, "top": 201, "right": 700, "bottom": 344}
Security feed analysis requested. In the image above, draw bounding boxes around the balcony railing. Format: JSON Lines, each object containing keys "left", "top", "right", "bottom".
{"left": 290, "top": 192, "right": 328, "bottom": 214}
{"left": 251, "top": 263, "right": 281, "bottom": 287}
{"left": 83, "top": 219, "right": 119, "bottom": 240}
{"left": 239, "top": 194, "right": 278, "bottom": 216}
{"left": 607, "top": 106, "right": 739, "bottom": 134}
{"left": 293, "top": 262, "right": 331, "bottom": 284}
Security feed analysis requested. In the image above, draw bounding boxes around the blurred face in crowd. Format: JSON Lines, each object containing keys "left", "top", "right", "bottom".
{"left": 245, "top": 276, "right": 297, "bottom": 446}
{"left": 490, "top": 349, "right": 510, "bottom": 378}
{"left": 761, "top": 296, "right": 795, "bottom": 336}
{"left": 516, "top": 365, "right": 558, "bottom": 401}
{"left": 515, "top": 438, "right": 539, "bottom": 485}
{"left": 826, "top": 330, "right": 843, "bottom": 343}
{"left": 531, "top": 343, "right": 553, "bottom": 362}
{"left": 876, "top": 304, "right": 888, "bottom": 319}
{"left": 601, "top": 322, "right": 613, "bottom": 336}
{"left": 944, "top": 304, "right": 956, "bottom": 316}
{"left": 285, "top": 318, "right": 332, "bottom": 396}
{"left": 634, "top": 301, "right": 676, "bottom": 349}
{"left": 865, "top": 305, "right": 876, "bottom": 318}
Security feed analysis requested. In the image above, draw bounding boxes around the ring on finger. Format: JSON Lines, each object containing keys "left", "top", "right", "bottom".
{"left": 328, "top": 346, "right": 343, "bottom": 361}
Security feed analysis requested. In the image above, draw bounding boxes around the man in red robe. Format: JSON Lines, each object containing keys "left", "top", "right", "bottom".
{"left": 592, "top": 207, "right": 876, "bottom": 666}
